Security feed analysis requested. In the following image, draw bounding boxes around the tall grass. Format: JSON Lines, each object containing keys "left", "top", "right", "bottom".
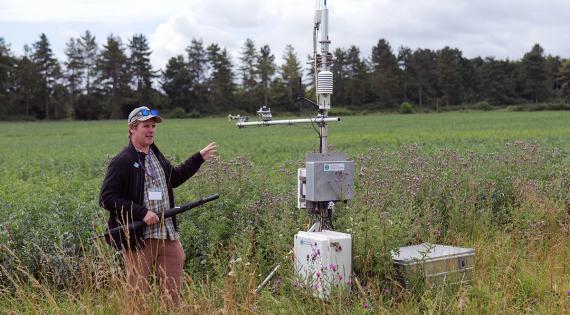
{"left": 1, "top": 113, "right": 570, "bottom": 313}
{"left": 1, "top": 144, "right": 569, "bottom": 313}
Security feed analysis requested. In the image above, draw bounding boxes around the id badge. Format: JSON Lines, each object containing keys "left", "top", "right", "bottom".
{"left": 149, "top": 190, "right": 163, "bottom": 201}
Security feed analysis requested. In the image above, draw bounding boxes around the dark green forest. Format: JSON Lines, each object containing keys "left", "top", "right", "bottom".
{"left": 0, "top": 32, "right": 569, "bottom": 120}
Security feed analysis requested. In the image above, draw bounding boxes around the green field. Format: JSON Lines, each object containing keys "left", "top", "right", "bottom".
{"left": 1, "top": 111, "right": 570, "bottom": 313}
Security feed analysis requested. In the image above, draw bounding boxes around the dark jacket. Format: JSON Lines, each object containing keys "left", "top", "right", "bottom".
{"left": 99, "top": 141, "right": 204, "bottom": 251}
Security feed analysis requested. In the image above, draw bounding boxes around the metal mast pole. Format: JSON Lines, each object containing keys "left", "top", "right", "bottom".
{"left": 316, "top": 0, "right": 332, "bottom": 154}
{"left": 321, "top": 1, "right": 330, "bottom": 154}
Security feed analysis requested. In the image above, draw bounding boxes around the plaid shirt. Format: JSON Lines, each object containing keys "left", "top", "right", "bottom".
{"left": 142, "top": 149, "right": 178, "bottom": 240}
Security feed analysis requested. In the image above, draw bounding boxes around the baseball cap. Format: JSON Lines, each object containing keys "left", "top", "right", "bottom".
{"left": 128, "top": 106, "right": 162, "bottom": 124}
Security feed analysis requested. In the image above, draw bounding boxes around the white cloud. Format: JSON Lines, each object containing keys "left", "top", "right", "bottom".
{"left": 0, "top": 0, "right": 185, "bottom": 23}
{"left": 148, "top": 15, "right": 239, "bottom": 70}
{"left": 2, "top": 0, "right": 569, "bottom": 70}
{"left": 147, "top": 0, "right": 315, "bottom": 69}
{"left": 200, "top": 0, "right": 271, "bottom": 28}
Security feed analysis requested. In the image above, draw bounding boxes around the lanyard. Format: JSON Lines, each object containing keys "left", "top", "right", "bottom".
{"left": 138, "top": 151, "right": 156, "bottom": 183}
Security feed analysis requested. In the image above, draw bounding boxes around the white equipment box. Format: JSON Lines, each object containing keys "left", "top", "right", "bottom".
{"left": 294, "top": 230, "right": 352, "bottom": 298}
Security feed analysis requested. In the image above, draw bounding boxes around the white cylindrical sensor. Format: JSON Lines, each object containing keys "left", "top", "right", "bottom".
{"left": 321, "top": 8, "right": 328, "bottom": 42}
{"left": 314, "top": 9, "right": 322, "bottom": 24}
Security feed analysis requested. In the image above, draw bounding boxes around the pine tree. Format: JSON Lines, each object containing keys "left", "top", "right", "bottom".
{"left": 186, "top": 39, "right": 208, "bottom": 110}
{"left": 128, "top": 34, "right": 156, "bottom": 105}
{"left": 50, "top": 82, "right": 69, "bottom": 119}
{"left": 257, "top": 44, "right": 276, "bottom": 107}
{"left": 280, "top": 44, "right": 302, "bottom": 111}
{"left": 464, "top": 57, "right": 484, "bottom": 103}
{"left": 240, "top": 39, "right": 258, "bottom": 90}
{"left": 477, "top": 57, "right": 516, "bottom": 104}
{"left": 304, "top": 53, "right": 317, "bottom": 104}
{"left": 558, "top": 59, "right": 570, "bottom": 100}
{"left": 13, "top": 45, "right": 42, "bottom": 117}
{"left": 397, "top": 46, "right": 412, "bottom": 102}
{"left": 409, "top": 48, "right": 437, "bottom": 107}
{"left": 98, "top": 34, "right": 130, "bottom": 118}
{"left": 436, "top": 47, "right": 464, "bottom": 106}
{"left": 80, "top": 30, "right": 98, "bottom": 95}
{"left": 239, "top": 38, "right": 259, "bottom": 112}
{"left": 0, "top": 38, "right": 16, "bottom": 116}
{"left": 331, "top": 48, "right": 347, "bottom": 106}
{"left": 207, "top": 43, "right": 234, "bottom": 113}
{"left": 370, "top": 39, "right": 400, "bottom": 108}
{"left": 32, "top": 33, "right": 60, "bottom": 119}
{"left": 545, "top": 55, "right": 562, "bottom": 94}
{"left": 64, "top": 37, "right": 84, "bottom": 116}
{"left": 520, "top": 44, "right": 549, "bottom": 103}
{"left": 162, "top": 55, "right": 192, "bottom": 112}
{"left": 346, "top": 46, "right": 368, "bottom": 106}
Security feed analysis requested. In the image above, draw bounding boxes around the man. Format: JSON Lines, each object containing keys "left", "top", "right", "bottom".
{"left": 99, "top": 106, "right": 217, "bottom": 307}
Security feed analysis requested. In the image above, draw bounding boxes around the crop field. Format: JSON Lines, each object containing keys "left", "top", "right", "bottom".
{"left": 1, "top": 111, "right": 570, "bottom": 314}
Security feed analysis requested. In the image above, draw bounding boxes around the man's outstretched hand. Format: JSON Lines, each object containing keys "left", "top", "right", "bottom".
{"left": 200, "top": 142, "right": 217, "bottom": 161}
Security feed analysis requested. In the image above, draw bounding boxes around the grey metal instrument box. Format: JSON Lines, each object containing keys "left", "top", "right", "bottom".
{"left": 305, "top": 153, "right": 355, "bottom": 202}
{"left": 391, "top": 243, "right": 475, "bottom": 289}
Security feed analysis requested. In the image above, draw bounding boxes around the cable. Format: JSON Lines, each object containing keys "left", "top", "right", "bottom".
{"left": 294, "top": 97, "right": 321, "bottom": 139}
{"left": 309, "top": 115, "right": 321, "bottom": 138}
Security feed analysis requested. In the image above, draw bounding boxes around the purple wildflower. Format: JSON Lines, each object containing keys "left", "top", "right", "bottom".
{"left": 330, "top": 263, "right": 337, "bottom": 271}
{"left": 316, "top": 271, "right": 321, "bottom": 278}
{"left": 363, "top": 302, "right": 369, "bottom": 309}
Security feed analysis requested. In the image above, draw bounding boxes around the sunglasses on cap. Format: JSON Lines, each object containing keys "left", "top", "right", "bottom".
{"left": 129, "top": 109, "right": 159, "bottom": 123}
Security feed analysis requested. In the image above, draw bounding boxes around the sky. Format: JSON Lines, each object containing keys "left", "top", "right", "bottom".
{"left": 1, "top": 0, "right": 569, "bottom": 71}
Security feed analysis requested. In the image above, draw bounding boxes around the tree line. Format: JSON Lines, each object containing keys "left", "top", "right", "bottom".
{"left": 0, "top": 32, "right": 569, "bottom": 120}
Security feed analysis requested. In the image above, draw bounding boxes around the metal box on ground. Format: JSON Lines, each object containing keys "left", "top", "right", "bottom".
{"left": 294, "top": 230, "right": 352, "bottom": 298}
{"left": 391, "top": 243, "right": 475, "bottom": 289}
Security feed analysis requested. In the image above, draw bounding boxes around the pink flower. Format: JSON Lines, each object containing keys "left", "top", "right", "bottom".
{"left": 363, "top": 302, "right": 369, "bottom": 309}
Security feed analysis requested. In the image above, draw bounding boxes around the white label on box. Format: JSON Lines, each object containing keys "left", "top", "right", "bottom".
{"left": 324, "top": 163, "right": 345, "bottom": 172}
